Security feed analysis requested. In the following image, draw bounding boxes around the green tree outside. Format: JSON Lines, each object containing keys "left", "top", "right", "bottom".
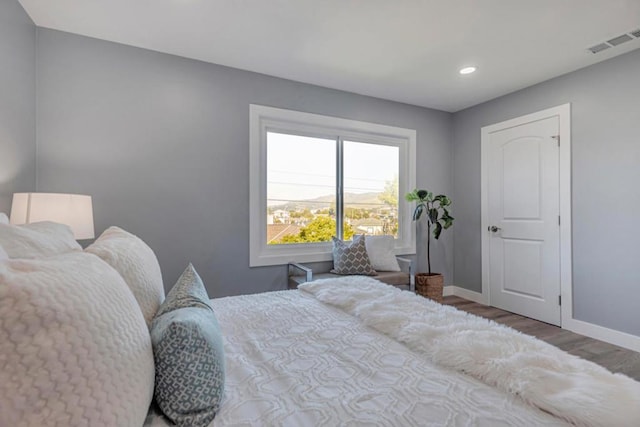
{"left": 378, "top": 174, "right": 398, "bottom": 207}
{"left": 344, "top": 207, "right": 370, "bottom": 220}
{"left": 379, "top": 175, "right": 399, "bottom": 237}
{"left": 290, "top": 209, "right": 314, "bottom": 219}
{"left": 274, "top": 216, "right": 354, "bottom": 244}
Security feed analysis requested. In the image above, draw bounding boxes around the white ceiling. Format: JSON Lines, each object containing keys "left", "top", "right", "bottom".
{"left": 19, "top": 0, "right": 640, "bottom": 112}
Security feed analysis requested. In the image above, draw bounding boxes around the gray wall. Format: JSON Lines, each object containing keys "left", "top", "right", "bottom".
{"left": 36, "top": 29, "right": 453, "bottom": 297}
{"left": 0, "top": 0, "right": 36, "bottom": 213}
{"left": 452, "top": 48, "right": 640, "bottom": 336}
{"left": 6, "top": 3, "right": 638, "bottom": 336}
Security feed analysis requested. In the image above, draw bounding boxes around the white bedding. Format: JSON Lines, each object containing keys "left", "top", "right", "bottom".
{"left": 301, "top": 277, "right": 640, "bottom": 426}
{"left": 146, "top": 289, "right": 566, "bottom": 426}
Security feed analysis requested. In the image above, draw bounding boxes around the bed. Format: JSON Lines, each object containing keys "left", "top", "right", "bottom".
{"left": 145, "top": 277, "right": 640, "bottom": 427}
{"left": 1, "top": 219, "right": 639, "bottom": 427}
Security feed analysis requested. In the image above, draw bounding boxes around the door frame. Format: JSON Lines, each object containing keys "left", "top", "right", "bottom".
{"left": 481, "top": 103, "right": 572, "bottom": 327}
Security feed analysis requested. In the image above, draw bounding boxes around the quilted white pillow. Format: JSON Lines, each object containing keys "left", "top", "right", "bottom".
{"left": 364, "top": 235, "right": 401, "bottom": 272}
{"left": 0, "top": 221, "right": 81, "bottom": 259}
{"left": 86, "top": 226, "right": 164, "bottom": 326}
{"left": 0, "top": 212, "right": 8, "bottom": 224}
{"left": 0, "top": 252, "right": 154, "bottom": 427}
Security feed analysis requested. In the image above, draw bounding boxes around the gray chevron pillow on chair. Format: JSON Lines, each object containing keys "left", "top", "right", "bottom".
{"left": 330, "top": 234, "right": 377, "bottom": 275}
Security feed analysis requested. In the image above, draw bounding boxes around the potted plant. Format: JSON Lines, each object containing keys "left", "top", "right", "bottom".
{"left": 405, "top": 189, "right": 454, "bottom": 302}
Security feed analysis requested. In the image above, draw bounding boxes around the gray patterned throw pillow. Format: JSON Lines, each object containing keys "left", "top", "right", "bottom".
{"left": 151, "top": 264, "right": 225, "bottom": 427}
{"left": 331, "top": 234, "right": 377, "bottom": 275}
{"left": 155, "top": 263, "right": 210, "bottom": 316}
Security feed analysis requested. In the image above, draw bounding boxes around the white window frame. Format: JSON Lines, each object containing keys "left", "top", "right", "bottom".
{"left": 249, "top": 104, "right": 416, "bottom": 267}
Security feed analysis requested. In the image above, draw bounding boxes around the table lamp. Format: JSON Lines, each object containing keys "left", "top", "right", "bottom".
{"left": 10, "top": 193, "right": 95, "bottom": 240}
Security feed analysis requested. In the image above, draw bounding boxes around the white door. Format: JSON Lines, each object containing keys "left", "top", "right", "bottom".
{"left": 484, "top": 115, "right": 561, "bottom": 325}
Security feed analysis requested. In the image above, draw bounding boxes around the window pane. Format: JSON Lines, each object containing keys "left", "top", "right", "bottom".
{"left": 343, "top": 141, "right": 399, "bottom": 238}
{"left": 267, "top": 132, "right": 336, "bottom": 245}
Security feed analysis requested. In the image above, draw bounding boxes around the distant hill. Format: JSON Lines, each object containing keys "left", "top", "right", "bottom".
{"left": 270, "top": 192, "right": 389, "bottom": 211}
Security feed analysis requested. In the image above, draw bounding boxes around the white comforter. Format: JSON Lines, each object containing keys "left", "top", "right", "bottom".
{"left": 301, "top": 277, "right": 640, "bottom": 427}
{"left": 146, "top": 286, "right": 567, "bottom": 426}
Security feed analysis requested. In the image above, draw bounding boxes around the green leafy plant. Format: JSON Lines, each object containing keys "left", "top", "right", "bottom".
{"left": 273, "top": 216, "right": 354, "bottom": 244}
{"left": 405, "top": 189, "right": 454, "bottom": 274}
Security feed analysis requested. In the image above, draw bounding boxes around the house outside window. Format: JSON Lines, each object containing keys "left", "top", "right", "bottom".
{"left": 250, "top": 105, "right": 416, "bottom": 267}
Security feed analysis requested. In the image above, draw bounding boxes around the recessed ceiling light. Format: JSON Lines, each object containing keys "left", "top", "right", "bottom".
{"left": 459, "top": 66, "right": 477, "bottom": 75}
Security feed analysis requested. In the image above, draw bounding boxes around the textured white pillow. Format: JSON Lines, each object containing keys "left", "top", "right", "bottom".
{"left": 0, "top": 244, "right": 7, "bottom": 261}
{"left": 86, "top": 226, "right": 164, "bottom": 326}
{"left": 0, "top": 252, "right": 154, "bottom": 427}
{"left": 365, "top": 235, "right": 401, "bottom": 272}
{"left": 0, "top": 221, "right": 81, "bottom": 259}
{"left": 0, "top": 212, "right": 8, "bottom": 224}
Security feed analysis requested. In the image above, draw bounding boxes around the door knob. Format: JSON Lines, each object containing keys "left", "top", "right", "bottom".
{"left": 489, "top": 225, "right": 501, "bottom": 232}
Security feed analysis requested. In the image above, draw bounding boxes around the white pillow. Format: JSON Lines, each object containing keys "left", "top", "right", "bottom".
{"left": 0, "top": 252, "right": 154, "bottom": 427}
{"left": 0, "top": 212, "right": 8, "bottom": 224}
{"left": 0, "top": 221, "right": 81, "bottom": 259}
{"left": 0, "top": 244, "right": 7, "bottom": 261}
{"left": 86, "top": 226, "right": 165, "bottom": 326}
{"left": 364, "top": 235, "right": 401, "bottom": 272}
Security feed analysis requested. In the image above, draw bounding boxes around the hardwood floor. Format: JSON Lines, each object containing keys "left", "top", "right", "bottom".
{"left": 442, "top": 295, "right": 640, "bottom": 381}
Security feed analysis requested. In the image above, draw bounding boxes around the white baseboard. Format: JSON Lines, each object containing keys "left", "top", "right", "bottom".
{"left": 563, "top": 318, "right": 640, "bottom": 353}
{"left": 444, "top": 286, "right": 488, "bottom": 304}
{"left": 453, "top": 286, "right": 488, "bottom": 304}
{"left": 446, "top": 285, "right": 640, "bottom": 353}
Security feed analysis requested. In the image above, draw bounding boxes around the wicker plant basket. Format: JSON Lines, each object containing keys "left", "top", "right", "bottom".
{"left": 415, "top": 273, "right": 444, "bottom": 303}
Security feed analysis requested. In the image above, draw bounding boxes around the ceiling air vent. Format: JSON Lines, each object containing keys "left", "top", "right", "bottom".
{"left": 588, "top": 43, "right": 611, "bottom": 54}
{"left": 587, "top": 29, "right": 640, "bottom": 54}
{"left": 607, "top": 34, "right": 633, "bottom": 46}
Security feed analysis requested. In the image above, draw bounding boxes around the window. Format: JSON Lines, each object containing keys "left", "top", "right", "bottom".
{"left": 250, "top": 105, "right": 416, "bottom": 267}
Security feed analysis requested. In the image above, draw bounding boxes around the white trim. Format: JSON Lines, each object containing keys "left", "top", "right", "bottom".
{"left": 453, "top": 286, "right": 488, "bottom": 304}
{"left": 250, "top": 104, "right": 417, "bottom": 267}
{"left": 563, "top": 318, "right": 640, "bottom": 353}
{"left": 443, "top": 286, "right": 488, "bottom": 304}
{"left": 447, "top": 287, "right": 640, "bottom": 352}
{"left": 556, "top": 104, "right": 573, "bottom": 330}
{"left": 481, "top": 103, "right": 572, "bottom": 324}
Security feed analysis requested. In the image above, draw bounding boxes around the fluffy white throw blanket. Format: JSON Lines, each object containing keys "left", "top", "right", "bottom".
{"left": 299, "top": 276, "right": 640, "bottom": 427}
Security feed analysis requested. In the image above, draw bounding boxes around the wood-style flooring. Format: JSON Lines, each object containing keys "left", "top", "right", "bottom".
{"left": 442, "top": 295, "right": 640, "bottom": 381}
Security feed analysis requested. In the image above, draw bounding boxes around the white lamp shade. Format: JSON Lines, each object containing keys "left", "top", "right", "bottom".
{"left": 10, "top": 193, "right": 95, "bottom": 240}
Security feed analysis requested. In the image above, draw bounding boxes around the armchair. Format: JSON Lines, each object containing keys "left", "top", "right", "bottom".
{"left": 288, "top": 256, "right": 414, "bottom": 291}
